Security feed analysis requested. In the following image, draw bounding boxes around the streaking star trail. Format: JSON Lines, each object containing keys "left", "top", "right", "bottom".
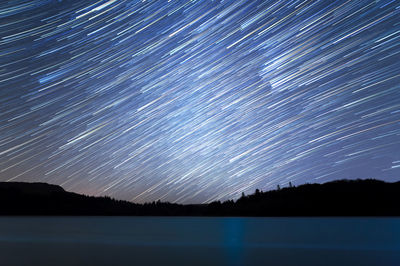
{"left": 0, "top": 0, "right": 399, "bottom": 203}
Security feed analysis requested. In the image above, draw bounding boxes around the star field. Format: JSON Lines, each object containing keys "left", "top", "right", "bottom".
{"left": 1, "top": 0, "right": 399, "bottom": 203}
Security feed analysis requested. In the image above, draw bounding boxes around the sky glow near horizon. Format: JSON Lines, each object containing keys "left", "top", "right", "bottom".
{"left": 0, "top": 0, "right": 399, "bottom": 203}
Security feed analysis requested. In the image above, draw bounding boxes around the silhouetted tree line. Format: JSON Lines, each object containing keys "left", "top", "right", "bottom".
{"left": 0, "top": 179, "right": 399, "bottom": 216}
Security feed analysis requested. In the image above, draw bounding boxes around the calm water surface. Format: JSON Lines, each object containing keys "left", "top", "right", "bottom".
{"left": 0, "top": 217, "right": 399, "bottom": 266}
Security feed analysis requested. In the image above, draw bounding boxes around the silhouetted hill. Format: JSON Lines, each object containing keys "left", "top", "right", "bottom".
{"left": 0, "top": 182, "right": 137, "bottom": 215}
{"left": 0, "top": 179, "right": 399, "bottom": 216}
{"left": 211, "top": 179, "right": 400, "bottom": 216}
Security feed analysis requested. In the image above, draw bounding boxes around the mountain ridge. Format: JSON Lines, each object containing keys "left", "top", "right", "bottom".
{"left": 0, "top": 179, "right": 399, "bottom": 216}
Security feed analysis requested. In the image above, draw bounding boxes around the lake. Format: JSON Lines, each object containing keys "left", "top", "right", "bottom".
{"left": 0, "top": 217, "right": 399, "bottom": 266}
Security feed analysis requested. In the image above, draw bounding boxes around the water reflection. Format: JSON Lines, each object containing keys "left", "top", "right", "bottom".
{"left": 223, "top": 218, "right": 244, "bottom": 266}
{"left": 0, "top": 217, "right": 399, "bottom": 266}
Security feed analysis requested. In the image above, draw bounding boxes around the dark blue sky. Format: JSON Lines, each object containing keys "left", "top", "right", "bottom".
{"left": 1, "top": 0, "right": 399, "bottom": 203}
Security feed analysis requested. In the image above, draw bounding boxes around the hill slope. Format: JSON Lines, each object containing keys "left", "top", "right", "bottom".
{"left": 211, "top": 179, "right": 400, "bottom": 216}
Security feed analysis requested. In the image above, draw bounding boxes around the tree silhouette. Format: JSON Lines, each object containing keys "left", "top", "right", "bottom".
{"left": 1, "top": 179, "right": 399, "bottom": 216}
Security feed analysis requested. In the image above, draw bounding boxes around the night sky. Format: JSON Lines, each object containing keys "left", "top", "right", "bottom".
{"left": 1, "top": 0, "right": 399, "bottom": 203}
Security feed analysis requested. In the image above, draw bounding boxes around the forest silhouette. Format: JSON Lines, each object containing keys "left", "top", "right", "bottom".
{"left": 0, "top": 179, "right": 399, "bottom": 216}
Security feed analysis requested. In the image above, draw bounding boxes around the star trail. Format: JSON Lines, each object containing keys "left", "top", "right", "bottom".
{"left": 1, "top": 0, "right": 399, "bottom": 203}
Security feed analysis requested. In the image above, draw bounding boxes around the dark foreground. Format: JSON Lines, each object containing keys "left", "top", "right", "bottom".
{"left": 0, "top": 179, "right": 399, "bottom": 216}
{"left": 0, "top": 217, "right": 399, "bottom": 266}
